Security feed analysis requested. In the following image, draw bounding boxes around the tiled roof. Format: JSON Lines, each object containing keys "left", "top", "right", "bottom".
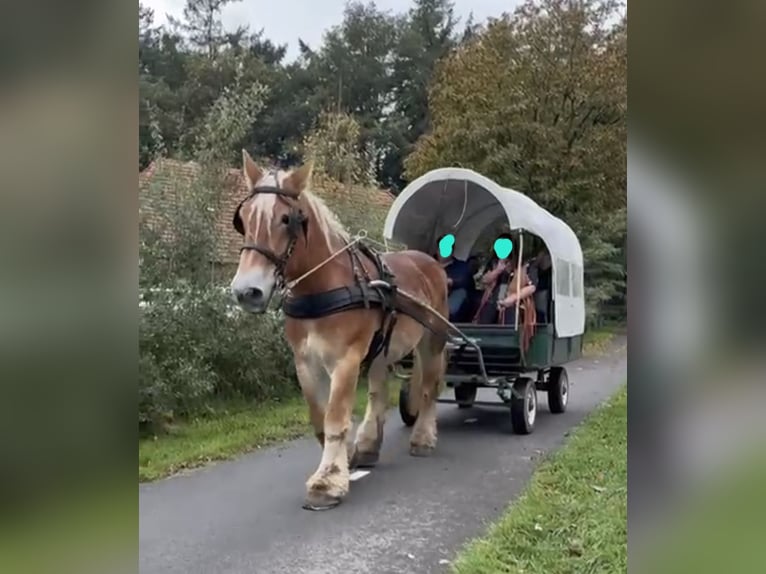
{"left": 139, "top": 158, "right": 395, "bottom": 263}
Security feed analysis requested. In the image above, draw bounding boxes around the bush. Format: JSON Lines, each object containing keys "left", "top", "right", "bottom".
{"left": 139, "top": 285, "right": 298, "bottom": 433}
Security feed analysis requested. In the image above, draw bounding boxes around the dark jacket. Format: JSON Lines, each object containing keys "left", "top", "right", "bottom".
{"left": 444, "top": 258, "right": 473, "bottom": 291}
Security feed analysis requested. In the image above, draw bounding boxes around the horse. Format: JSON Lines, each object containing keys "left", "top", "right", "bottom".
{"left": 229, "top": 150, "right": 450, "bottom": 510}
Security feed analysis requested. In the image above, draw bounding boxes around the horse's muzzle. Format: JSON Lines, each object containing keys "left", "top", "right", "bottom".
{"left": 231, "top": 286, "right": 267, "bottom": 313}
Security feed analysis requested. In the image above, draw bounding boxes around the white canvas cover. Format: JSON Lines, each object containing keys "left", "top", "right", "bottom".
{"left": 383, "top": 168, "right": 585, "bottom": 337}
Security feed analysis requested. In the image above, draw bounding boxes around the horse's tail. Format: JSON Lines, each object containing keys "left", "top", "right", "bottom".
{"left": 406, "top": 346, "right": 424, "bottom": 417}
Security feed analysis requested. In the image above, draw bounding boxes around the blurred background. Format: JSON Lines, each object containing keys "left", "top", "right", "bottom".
{"left": 629, "top": 0, "right": 766, "bottom": 572}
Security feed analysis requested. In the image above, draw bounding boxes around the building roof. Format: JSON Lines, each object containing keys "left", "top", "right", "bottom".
{"left": 139, "top": 158, "right": 395, "bottom": 263}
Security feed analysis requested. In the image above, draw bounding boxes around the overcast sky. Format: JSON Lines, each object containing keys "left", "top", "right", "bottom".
{"left": 143, "top": 0, "right": 525, "bottom": 60}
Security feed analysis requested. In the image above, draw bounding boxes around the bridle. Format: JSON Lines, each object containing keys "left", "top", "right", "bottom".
{"left": 232, "top": 172, "right": 309, "bottom": 291}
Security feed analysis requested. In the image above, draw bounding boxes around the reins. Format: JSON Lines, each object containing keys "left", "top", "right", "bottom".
{"left": 283, "top": 230, "right": 368, "bottom": 293}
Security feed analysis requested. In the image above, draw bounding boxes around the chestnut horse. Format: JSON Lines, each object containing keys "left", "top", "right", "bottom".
{"left": 230, "top": 150, "right": 449, "bottom": 510}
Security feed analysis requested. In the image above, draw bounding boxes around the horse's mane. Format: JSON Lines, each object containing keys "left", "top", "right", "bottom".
{"left": 302, "top": 189, "right": 351, "bottom": 244}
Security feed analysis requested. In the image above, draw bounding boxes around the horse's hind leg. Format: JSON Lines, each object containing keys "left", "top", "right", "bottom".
{"left": 410, "top": 337, "right": 446, "bottom": 457}
{"left": 350, "top": 358, "right": 389, "bottom": 469}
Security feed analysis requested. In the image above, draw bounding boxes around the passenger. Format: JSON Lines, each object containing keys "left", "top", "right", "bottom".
{"left": 529, "top": 249, "right": 552, "bottom": 323}
{"left": 498, "top": 257, "right": 537, "bottom": 326}
{"left": 473, "top": 234, "right": 538, "bottom": 325}
{"left": 435, "top": 235, "right": 474, "bottom": 321}
{"left": 473, "top": 233, "right": 515, "bottom": 324}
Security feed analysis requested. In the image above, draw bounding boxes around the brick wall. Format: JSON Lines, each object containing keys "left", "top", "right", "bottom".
{"left": 139, "top": 158, "right": 396, "bottom": 264}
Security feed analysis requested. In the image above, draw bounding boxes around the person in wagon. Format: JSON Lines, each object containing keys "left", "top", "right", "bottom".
{"left": 529, "top": 248, "right": 552, "bottom": 323}
{"left": 435, "top": 233, "right": 474, "bottom": 321}
{"left": 473, "top": 233, "right": 538, "bottom": 326}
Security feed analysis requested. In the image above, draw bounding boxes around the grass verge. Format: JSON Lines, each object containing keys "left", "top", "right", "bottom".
{"left": 452, "top": 384, "right": 627, "bottom": 574}
{"left": 139, "top": 381, "right": 400, "bottom": 482}
{"left": 583, "top": 325, "right": 622, "bottom": 355}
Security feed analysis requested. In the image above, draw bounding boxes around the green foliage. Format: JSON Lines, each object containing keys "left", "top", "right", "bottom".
{"left": 312, "top": 2, "right": 400, "bottom": 120}
{"left": 302, "top": 112, "right": 374, "bottom": 185}
{"left": 139, "top": 0, "right": 464, "bottom": 190}
{"left": 139, "top": 0, "right": 275, "bottom": 168}
{"left": 191, "top": 64, "right": 269, "bottom": 165}
{"left": 383, "top": 0, "right": 458, "bottom": 190}
{"left": 407, "top": 0, "right": 627, "bottom": 319}
{"left": 244, "top": 60, "right": 321, "bottom": 165}
{"left": 139, "top": 287, "right": 297, "bottom": 434}
{"left": 139, "top": 180, "right": 217, "bottom": 287}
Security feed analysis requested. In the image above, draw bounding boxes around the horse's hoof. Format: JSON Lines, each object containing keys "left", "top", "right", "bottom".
{"left": 409, "top": 444, "right": 435, "bottom": 457}
{"left": 302, "top": 491, "right": 342, "bottom": 511}
{"left": 350, "top": 449, "right": 379, "bottom": 469}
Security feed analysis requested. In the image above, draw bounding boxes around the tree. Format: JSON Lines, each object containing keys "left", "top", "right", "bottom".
{"left": 299, "top": 2, "right": 401, "bottom": 181}
{"left": 302, "top": 111, "right": 374, "bottom": 185}
{"left": 139, "top": 0, "right": 281, "bottom": 169}
{"left": 459, "top": 11, "right": 483, "bottom": 42}
{"left": 313, "top": 2, "right": 399, "bottom": 119}
{"left": 382, "top": 0, "right": 458, "bottom": 190}
{"left": 246, "top": 29, "right": 287, "bottom": 65}
{"left": 406, "top": 0, "right": 627, "bottom": 320}
{"left": 139, "top": 2, "right": 155, "bottom": 39}
{"left": 167, "top": 0, "right": 244, "bottom": 59}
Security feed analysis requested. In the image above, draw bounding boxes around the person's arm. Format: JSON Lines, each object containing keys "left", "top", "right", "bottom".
{"left": 480, "top": 261, "right": 505, "bottom": 286}
{"left": 499, "top": 284, "right": 536, "bottom": 307}
{"left": 499, "top": 267, "right": 537, "bottom": 307}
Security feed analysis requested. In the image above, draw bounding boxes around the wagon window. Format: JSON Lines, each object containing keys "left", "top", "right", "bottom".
{"left": 572, "top": 264, "right": 583, "bottom": 298}
{"left": 556, "top": 259, "right": 571, "bottom": 296}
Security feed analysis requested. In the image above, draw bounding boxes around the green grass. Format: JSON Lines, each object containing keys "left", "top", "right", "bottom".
{"left": 452, "top": 384, "right": 627, "bottom": 574}
{"left": 583, "top": 325, "right": 622, "bottom": 356}
{"left": 139, "top": 382, "right": 400, "bottom": 482}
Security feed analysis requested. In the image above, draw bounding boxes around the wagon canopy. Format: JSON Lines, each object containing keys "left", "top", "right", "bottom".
{"left": 383, "top": 168, "right": 585, "bottom": 337}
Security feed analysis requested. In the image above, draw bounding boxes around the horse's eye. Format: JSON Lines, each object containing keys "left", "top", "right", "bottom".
{"left": 281, "top": 214, "right": 290, "bottom": 225}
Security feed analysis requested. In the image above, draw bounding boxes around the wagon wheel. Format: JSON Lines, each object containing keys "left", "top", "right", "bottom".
{"left": 454, "top": 384, "right": 477, "bottom": 409}
{"left": 398, "top": 384, "right": 418, "bottom": 427}
{"left": 510, "top": 377, "right": 537, "bottom": 434}
{"left": 547, "top": 367, "right": 569, "bottom": 414}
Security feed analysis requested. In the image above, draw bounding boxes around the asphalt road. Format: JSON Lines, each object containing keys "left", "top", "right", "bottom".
{"left": 140, "top": 337, "right": 627, "bottom": 574}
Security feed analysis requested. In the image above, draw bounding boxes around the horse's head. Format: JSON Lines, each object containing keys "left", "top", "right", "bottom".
{"left": 230, "top": 150, "right": 313, "bottom": 313}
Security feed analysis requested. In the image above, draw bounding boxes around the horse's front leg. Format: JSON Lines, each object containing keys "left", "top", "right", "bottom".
{"left": 295, "top": 357, "right": 328, "bottom": 447}
{"left": 304, "top": 354, "right": 361, "bottom": 510}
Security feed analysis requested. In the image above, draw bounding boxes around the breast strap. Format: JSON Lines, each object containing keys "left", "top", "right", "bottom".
{"left": 281, "top": 285, "right": 387, "bottom": 319}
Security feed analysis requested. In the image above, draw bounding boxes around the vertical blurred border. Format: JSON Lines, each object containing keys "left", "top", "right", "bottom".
{"left": 0, "top": 0, "right": 137, "bottom": 572}
{"left": 630, "top": 1, "right": 766, "bottom": 572}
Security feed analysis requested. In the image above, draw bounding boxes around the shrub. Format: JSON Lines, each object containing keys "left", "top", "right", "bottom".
{"left": 139, "top": 285, "right": 298, "bottom": 433}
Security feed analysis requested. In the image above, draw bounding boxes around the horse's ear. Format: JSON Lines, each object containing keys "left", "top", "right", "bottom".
{"left": 285, "top": 161, "right": 313, "bottom": 194}
{"left": 242, "top": 149, "right": 263, "bottom": 188}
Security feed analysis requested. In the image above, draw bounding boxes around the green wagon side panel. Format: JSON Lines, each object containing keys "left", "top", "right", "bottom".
{"left": 550, "top": 334, "right": 583, "bottom": 366}
{"left": 446, "top": 323, "right": 582, "bottom": 375}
